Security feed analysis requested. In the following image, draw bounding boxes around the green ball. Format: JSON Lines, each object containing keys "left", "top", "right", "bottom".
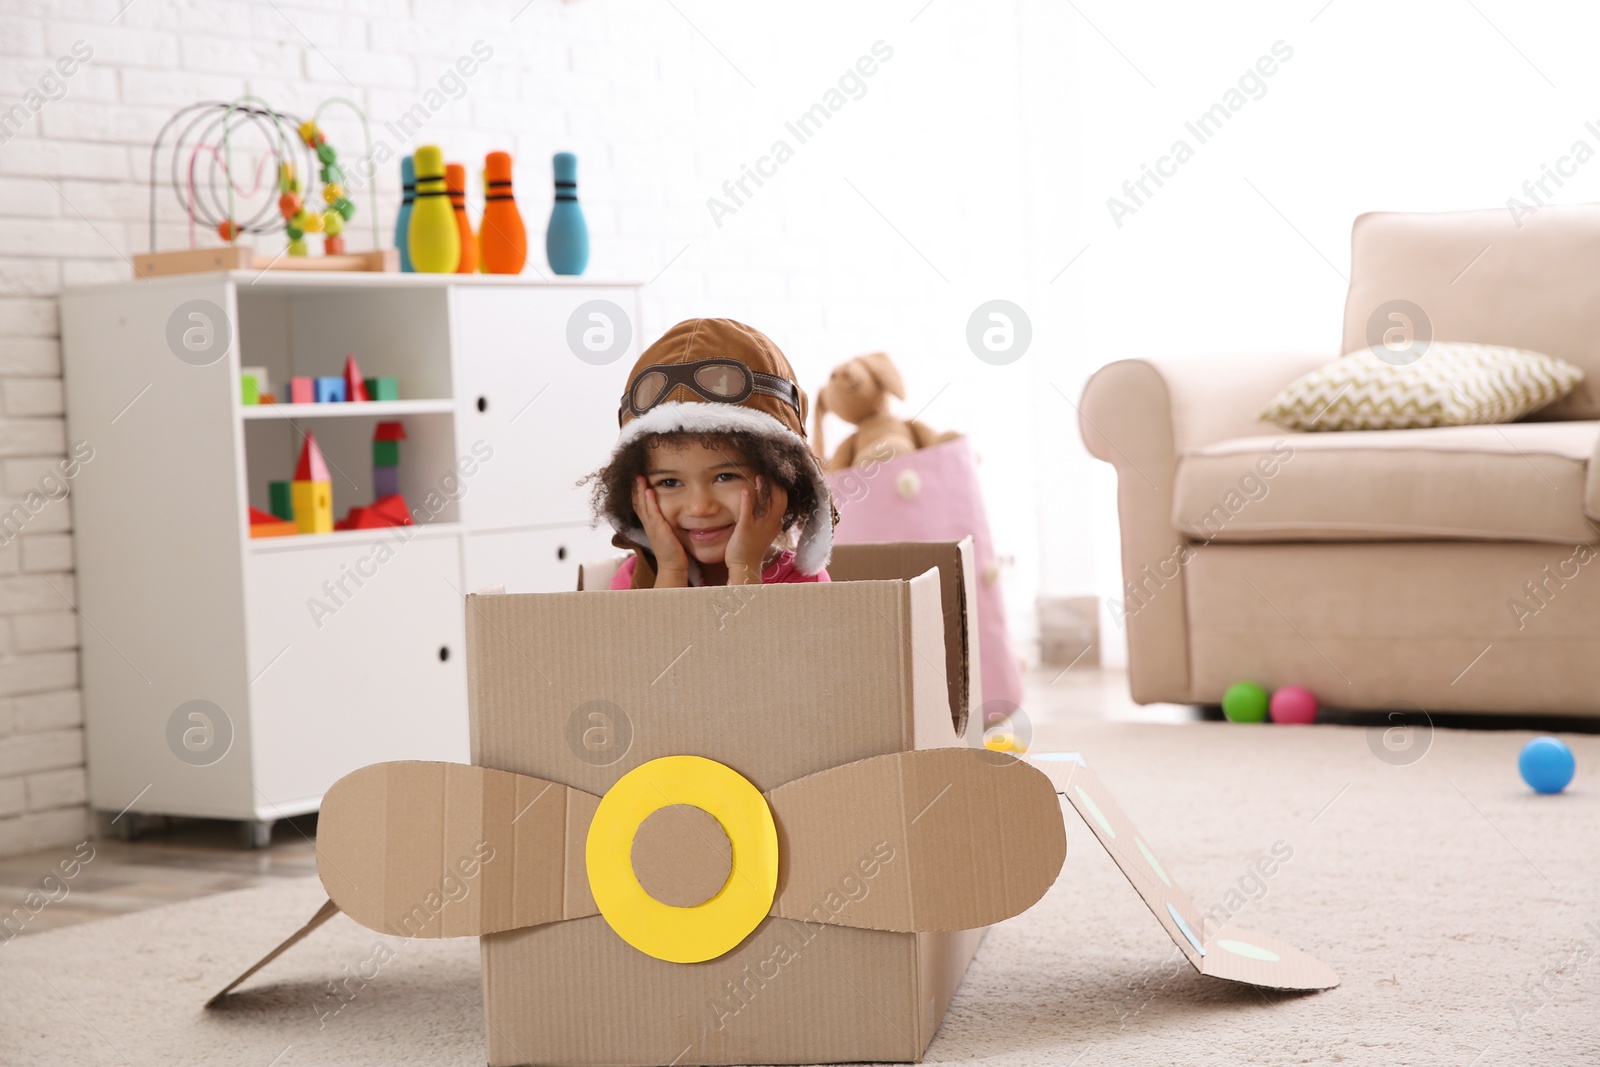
{"left": 1222, "top": 682, "right": 1270, "bottom": 723}
{"left": 284, "top": 224, "right": 303, "bottom": 240}
{"left": 316, "top": 142, "right": 336, "bottom": 165}
{"left": 334, "top": 197, "right": 355, "bottom": 220}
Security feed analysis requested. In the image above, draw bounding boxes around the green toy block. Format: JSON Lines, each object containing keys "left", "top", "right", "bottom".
{"left": 373, "top": 440, "right": 400, "bottom": 466}
{"left": 241, "top": 374, "right": 260, "bottom": 405}
{"left": 364, "top": 376, "right": 399, "bottom": 401}
{"left": 269, "top": 481, "right": 293, "bottom": 521}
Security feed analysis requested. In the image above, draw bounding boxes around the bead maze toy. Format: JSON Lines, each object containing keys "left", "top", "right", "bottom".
{"left": 135, "top": 97, "right": 397, "bottom": 279}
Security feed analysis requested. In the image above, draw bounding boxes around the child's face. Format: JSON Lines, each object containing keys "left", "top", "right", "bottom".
{"left": 643, "top": 439, "right": 759, "bottom": 565}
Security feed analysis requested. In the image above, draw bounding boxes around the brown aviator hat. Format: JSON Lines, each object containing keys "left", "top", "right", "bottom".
{"left": 607, "top": 318, "right": 835, "bottom": 577}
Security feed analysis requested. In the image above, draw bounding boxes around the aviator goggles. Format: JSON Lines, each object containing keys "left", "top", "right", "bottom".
{"left": 619, "top": 358, "right": 802, "bottom": 424}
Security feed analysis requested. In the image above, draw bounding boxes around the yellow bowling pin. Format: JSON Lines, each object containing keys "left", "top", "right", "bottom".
{"left": 406, "top": 145, "right": 460, "bottom": 273}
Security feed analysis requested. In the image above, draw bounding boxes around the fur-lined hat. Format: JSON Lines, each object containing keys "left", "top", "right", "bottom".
{"left": 605, "top": 318, "right": 835, "bottom": 584}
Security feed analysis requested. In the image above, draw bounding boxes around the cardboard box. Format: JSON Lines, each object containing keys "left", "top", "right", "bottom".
{"left": 470, "top": 538, "right": 1001, "bottom": 1066}
{"left": 211, "top": 537, "right": 1339, "bottom": 1066}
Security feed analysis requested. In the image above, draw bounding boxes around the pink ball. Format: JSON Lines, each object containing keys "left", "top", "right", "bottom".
{"left": 1269, "top": 685, "right": 1318, "bottom": 724}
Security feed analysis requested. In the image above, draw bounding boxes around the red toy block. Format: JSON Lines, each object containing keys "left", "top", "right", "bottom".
{"left": 293, "top": 432, "right": 331, "bottom": 482}
{"left": 248, "top": 506, "right": 297, "bottom": 538}
{"left": 344, "top": 354, "right": 370, "bottom": 402}
{"left": 370, "top": 493, "right": 414, "bottom": 526}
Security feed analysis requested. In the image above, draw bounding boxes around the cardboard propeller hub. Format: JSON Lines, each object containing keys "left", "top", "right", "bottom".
{"left": 210, "top": 538, "right": 1338, "bottom": 1066}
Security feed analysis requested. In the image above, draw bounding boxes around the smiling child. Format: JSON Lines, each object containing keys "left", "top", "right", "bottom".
{"left": 586, "top": 318, "right": 838, "bottom": 589}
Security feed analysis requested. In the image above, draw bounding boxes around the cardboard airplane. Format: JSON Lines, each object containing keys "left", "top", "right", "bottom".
{"left": 209, "top": 540, "right": 1335, "bottom": 1066}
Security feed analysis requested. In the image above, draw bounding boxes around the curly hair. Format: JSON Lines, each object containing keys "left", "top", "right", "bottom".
{"left": 581, "top": 430, "right": 839, "bottom": 552}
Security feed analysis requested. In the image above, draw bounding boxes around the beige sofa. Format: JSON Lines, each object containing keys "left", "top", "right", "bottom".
{"left": 1079, "top": 204, "right": 1600, "bottom": 716}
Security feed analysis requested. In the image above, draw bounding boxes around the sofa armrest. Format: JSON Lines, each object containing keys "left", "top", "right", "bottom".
{"left": 1080, "top": 353, "right": 1329, "bottom": 463}
{"left": 1589, "top": 427, "right": 1600, "bottom": 524}
{"left": 1077, "top": 353, "right": 1328, "bottom": 705}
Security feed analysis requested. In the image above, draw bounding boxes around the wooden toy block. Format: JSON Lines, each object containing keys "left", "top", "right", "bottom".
{"left": 240, "top": 374, "right": 259, "bottom": 405}
{"left": 374, "top": 464, "right": 400, "bottom": 498}
{"left": 269, "top": 481, "right": 293, "bottom": 521}
{"left": 288, "top": 377, "right": 315, "bottom": 404}
{"left": 334, "top": 493, "right": 413, "bottom": 531}
{"left": 260, "top": 392, "right": 276, "bottom": 404}
{"left": 292, "top": 481, "right": 333, "bottom": 533}
{"left": 344, "top": 353, "right": 370, "bottom": 402}
{"left": 314, "top": 377, "right": 347, "bottom": 403}
{"left": 369, "top": 493, "right": 414, "bottom": 525}
{"left": 242, "top": 365, "right": 270, "bottom": 397}
{"left": 247, "top": 506, "right": 297, "bottom": 538}
{"left": 364, "top": 376, "right": 399, "bottom": 401}
{"left": 372, "top": 440, "right": 400, "bottom": 467}
{"left": 293, "top": 433, "right": 334, "bottom": 533}
{"left": 294, "top": 432, "right": 331, "bottom": 482}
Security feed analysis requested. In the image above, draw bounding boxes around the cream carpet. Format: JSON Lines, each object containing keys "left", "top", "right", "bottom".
{"left": 2, "top": 719, "right": 1596, "bottom": 1066}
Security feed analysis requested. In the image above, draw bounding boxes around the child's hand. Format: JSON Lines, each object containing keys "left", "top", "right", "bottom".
{"left": 632, "top": 476, "right": 689, "bottom": 586}
{"left": 725, "top": 475, "right": 788, "bottom": 585}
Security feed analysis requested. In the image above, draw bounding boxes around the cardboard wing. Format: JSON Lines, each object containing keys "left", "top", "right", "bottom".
{"left": 1030, "top": 753, "right": 1339, "bottom": 991}
{"left": 210, "top": 747, "right": 1066, "bottom": 1003}
{"left": 316, "top": 749, "right": 1060, "bottom": 938}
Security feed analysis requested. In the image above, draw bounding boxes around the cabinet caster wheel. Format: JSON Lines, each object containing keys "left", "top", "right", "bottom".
{"left": 110, "top": 813, "right": 143, "bottom": 842}
{"left": 240, "top": 819, "right": 274, "bottom": 849}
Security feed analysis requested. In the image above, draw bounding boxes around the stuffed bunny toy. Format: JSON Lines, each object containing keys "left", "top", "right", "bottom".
{"left": 812, "top": 352, "right": 961, "bottom": 471}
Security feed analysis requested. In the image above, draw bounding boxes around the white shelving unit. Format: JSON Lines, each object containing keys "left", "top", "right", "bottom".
{"left": 60, "top": 271, "right": 642, "bottom": 844}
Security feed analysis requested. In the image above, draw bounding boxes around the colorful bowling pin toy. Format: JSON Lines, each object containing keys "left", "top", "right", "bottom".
{"left": 407, "top": 145, "right": 460, "bottom": 273}
{"left": 479, "top": 151, "right": 527, "bottom": 274}
{"left": 445, "top": 162, "right": 477, "bottom": 275}
{"left": 395, "top": 155, "right": 416, "bottom": 273}
{"left": 546, "top": 151, "right": 589, "bottom": 276}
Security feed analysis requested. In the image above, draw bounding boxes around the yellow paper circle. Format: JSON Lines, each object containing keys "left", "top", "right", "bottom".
{"left": 585, "top": 755, "right": 778, "bottom": 963}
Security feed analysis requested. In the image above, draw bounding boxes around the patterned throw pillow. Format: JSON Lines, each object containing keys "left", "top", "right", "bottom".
{"left": 1258, "top": 342, "right": 1585, "bottom": 431}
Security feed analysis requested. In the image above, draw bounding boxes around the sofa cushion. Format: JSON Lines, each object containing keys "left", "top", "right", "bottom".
{"left": 1342, "top": 205, "right": 1600, "bottom": 420}
{"left": 1172, "top": 421, "right": 1600, "bottom": 544}
{"left": 1258, "top": 342, "right": 1584, "bottom": 431}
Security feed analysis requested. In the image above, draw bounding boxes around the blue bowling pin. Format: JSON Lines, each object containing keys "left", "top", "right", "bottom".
{"left": 546, "top": 152, "right": 589, "bottom": 276}
{"left": 395, "top": 155, "right": 416, "bottom": 273}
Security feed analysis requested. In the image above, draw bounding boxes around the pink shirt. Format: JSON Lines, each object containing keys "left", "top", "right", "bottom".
{"left": 610, "top": 549, "right": 830, "bottom": 589}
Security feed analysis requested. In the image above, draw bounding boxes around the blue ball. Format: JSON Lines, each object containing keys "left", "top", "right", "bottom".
{"left": 1518, "top": 736, "right": 1575, "bottom": 795}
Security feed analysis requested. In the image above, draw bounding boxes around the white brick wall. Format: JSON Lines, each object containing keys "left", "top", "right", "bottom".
{"left": 0, "top": 0, "right": 1045, "bottom": 857}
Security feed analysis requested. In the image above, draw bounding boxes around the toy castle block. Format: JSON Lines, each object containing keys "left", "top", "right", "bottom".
{"left": 292, "top": 432, "right": 333, "bottom": 534}
{"left": 373, "top": 420, "right": 406, "bottom": 497}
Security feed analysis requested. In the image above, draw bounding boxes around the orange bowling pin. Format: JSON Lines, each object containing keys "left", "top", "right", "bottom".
{"left": 445, "top": 163, "right": 477, "bottom": 275}
{"left": 478, "top": 151, "right": 527, "bottom": 274}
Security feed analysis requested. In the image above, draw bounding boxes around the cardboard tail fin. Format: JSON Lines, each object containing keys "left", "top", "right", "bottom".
{"left": 1029, "top": 753, "right": 1339, "bottom": 992}
{"left": 205, "top": 897, "right": 341, "bottom": 1007}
